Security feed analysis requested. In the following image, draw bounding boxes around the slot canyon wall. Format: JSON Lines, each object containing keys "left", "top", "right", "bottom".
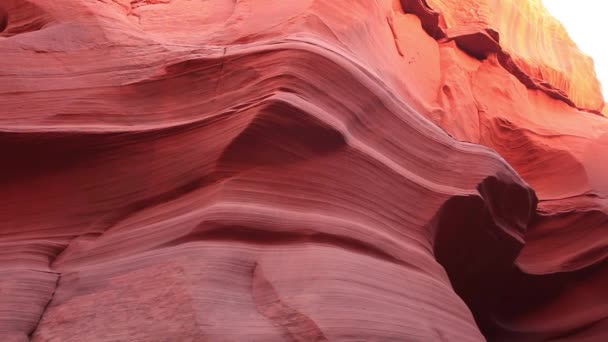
{"left": 1, "top": 0, "right": 607, "bottom": 341}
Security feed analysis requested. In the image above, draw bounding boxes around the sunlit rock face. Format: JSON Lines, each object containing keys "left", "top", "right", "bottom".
{"left": 0, "top": 0, "right": 606, "bottom": 341}
{"left": 406, "top": 0, "right": 605, "bottom": 113}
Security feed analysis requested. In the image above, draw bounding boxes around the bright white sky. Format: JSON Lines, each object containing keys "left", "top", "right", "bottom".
{"left": 543, "top": 0, "right": 608, "bottom": 100}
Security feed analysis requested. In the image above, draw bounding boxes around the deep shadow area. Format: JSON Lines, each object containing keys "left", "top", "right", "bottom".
{"left": 433, "top": 175, "right": 608, "bottom": 341}
{"left": 0, "top": 9, "right": 8, "bottom": 32}
{"left": 218, "top": 100, "right": 346, "bottom": 172}
{"left": 432, "top": 175, "right": 533, "bottom": 338}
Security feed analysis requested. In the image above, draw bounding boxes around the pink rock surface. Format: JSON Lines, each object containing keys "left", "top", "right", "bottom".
{"left": 0, "top": 0, "right": 606, "bottom": 341}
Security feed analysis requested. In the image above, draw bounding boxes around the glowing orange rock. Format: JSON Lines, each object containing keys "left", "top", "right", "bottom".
{"left": 403, "top": 0, "right": 605, "bottom": 113}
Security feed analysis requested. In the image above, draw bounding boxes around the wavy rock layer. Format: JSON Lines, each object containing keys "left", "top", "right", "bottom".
{"left": 0, "top": 0, "right": 606, "bottom": 341}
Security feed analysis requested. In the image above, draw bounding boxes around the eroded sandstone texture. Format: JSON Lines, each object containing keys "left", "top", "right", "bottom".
{"left": 1, "top": 0, "right": 607, "bottom": 341}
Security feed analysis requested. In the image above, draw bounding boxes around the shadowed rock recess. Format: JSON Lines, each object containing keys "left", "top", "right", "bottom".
{"left": 1, "top": 0, "right": 607, "bottom": 341}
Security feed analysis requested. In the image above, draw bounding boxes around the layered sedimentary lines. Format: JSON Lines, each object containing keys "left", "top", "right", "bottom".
{"left": 0, "top": 0, "right": 607, "bottom": 341}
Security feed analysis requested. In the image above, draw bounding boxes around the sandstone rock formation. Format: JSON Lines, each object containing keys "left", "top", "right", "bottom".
{"left": 0, "top": 0, "right": 606, "bottom": 341}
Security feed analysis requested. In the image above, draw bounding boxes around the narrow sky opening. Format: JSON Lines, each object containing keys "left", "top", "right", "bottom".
{"left": 542, "top": 0, "right": 608, "bottom": 100}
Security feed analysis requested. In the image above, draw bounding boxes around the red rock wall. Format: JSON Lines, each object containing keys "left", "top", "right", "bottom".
{"left": 0, "top": 0, "right": 606, "bottom": 341}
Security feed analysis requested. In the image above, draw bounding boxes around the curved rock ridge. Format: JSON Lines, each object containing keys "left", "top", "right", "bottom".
{"left": 0, "top": 0, "right": 607, "bottom": 341}
{"left": 402, "top": 0, "right": 606, "bottom": 114}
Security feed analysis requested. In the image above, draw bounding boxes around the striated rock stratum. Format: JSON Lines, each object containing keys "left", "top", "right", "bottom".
{"left": 1, "top": 0, "right": 607, "bottom": 341}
